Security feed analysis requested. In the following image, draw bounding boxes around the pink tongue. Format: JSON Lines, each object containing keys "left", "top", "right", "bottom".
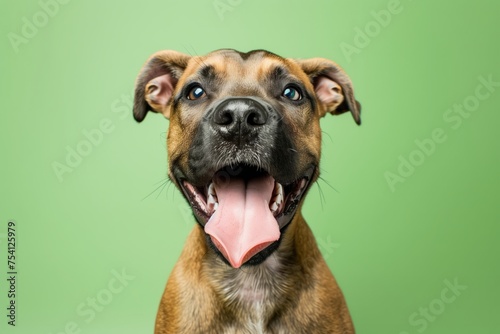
{"left": 204, "top": 174, "right": 280, "bottom": 268}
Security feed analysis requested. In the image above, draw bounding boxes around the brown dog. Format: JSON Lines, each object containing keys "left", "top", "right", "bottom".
{"left": 133, "top": 49, "right": 361, "bottom": 333}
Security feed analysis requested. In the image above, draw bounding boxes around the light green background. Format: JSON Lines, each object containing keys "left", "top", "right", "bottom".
{"left": 1, "top": 0, "right": 499, "bottom": 333}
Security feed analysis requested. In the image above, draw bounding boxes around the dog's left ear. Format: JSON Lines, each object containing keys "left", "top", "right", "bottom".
{"left": 296, "top": 58, "right": 361, "bottom": 125}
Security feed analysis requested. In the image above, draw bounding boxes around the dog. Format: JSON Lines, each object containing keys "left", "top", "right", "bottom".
{"left": 133, "top": 49, "right": 361, "bottom": 334}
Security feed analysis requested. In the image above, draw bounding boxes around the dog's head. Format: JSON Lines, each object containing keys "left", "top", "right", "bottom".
{"left": 133, "top": 49, "right": 360, "bottom": 268}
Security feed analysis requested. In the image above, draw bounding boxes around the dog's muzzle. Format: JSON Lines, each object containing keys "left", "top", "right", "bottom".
{"left": 176, "top": 96, "right": 314, "bottom": 269}
{"left": 208, "top": 97, "right": 272, "bottom": 145}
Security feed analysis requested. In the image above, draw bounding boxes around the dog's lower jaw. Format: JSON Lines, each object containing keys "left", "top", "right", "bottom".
{"left": 155, "top": 213, "right": 355, "bottom": 334}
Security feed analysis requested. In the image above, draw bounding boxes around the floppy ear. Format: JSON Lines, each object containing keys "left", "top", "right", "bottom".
{"left": 133, "top": 50, "right": 191, "bottom": 122}
{"left": 296, "top": 58, "right": 361, "bottom": 125}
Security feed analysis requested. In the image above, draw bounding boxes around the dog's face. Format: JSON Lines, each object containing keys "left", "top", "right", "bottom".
{"left": 133, "top": 49, "right": 360, "bottom": 268}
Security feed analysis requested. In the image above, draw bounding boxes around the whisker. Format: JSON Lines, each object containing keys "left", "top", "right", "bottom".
{"left": 159, "top": 132, "right": 167, "bottom": 146}
{"left": 183, "top": 44, "right": 210, "bottom": 68}
{"left": 141, "top": 178, "right": 172, "bottom": 201}
{"left": 155, "top": 179, "right": 170, "bottom": 200}
{"left": 317, "top": 175, "right": 339, "bottom": 193}
{"left": 315, "top": 182, "right": 325, "bottom": 210}
{"left": 322, "top": 130, "right": 333, "bottom": 144}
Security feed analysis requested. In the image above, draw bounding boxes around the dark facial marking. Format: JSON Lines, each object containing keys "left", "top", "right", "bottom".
{"left": 199, "top": 65, "right": 217, "bottom": 82}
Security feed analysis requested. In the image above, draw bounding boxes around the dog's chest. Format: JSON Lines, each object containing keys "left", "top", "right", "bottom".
{"left": 223, "top": 279, "right": 269, "bottom": 334}
{"left": 217, "top": 257, "right": 284, "bottom": 333}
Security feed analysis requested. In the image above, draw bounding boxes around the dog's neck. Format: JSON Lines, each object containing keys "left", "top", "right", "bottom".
{"left": 203, "top": 248, "right": 298, "bottom": 332}
{"left": 201, "top": 215, "right": 320, "bottom": 326}
{"left": 209, "top": 251, "right": 292, "bottom": 304}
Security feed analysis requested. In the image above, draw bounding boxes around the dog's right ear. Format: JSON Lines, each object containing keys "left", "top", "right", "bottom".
{"left": 133, "top": 50, "right": 191, "bottom": 122}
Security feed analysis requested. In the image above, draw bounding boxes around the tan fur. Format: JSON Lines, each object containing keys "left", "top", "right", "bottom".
{"left": 155, "top": 213, "right": 354, "bottom": 334}
{"left": 134, "top": 49, "right": 360, "bottom": 333}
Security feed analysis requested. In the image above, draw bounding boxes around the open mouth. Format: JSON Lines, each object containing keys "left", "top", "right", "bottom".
{"left": 181, "top": 166, "right": 311, "bottom": 224}
{"left": 178, "top": 164, "right": 314, "bottom": 268}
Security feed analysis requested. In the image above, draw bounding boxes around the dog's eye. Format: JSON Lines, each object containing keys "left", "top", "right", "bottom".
{"left": 187, "top": 85, "right": 206, "bottom": 100}
{"left": 282, "top": 86, "right": 302, "bottom": 101}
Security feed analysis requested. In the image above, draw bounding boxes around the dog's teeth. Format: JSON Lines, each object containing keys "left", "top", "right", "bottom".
{"left": 274, "top": 183, "right": 283, "bottom": 197}
{"left": 270, "top": 183, "right": 284, "bottom": 215}
{"left": 291, "top": 180, "right": 307, "bottom": 198}
{"left": 270, "top": 202, "right": 278, "bottom": 213}
{"left": 207, "top": 182, "right": 219, "bottom": 198}
{"left": 207, "top": 182, "right": 219, "bottom": 214}
{"left": 207, "top": 190, "right": 219, "bottom": 214}
{"left": 273, "top": 197, "right": 282, "bottom": 208}
{"left": 208, "top": 182, "right": 217, "bottom": 196}
{"left": 276, "top": 192, "right": 283, "bottom": 204}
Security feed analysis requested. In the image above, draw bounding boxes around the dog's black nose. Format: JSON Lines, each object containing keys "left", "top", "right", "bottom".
{"left": 212, "top": 98, "right": 268, "bottom": 137}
